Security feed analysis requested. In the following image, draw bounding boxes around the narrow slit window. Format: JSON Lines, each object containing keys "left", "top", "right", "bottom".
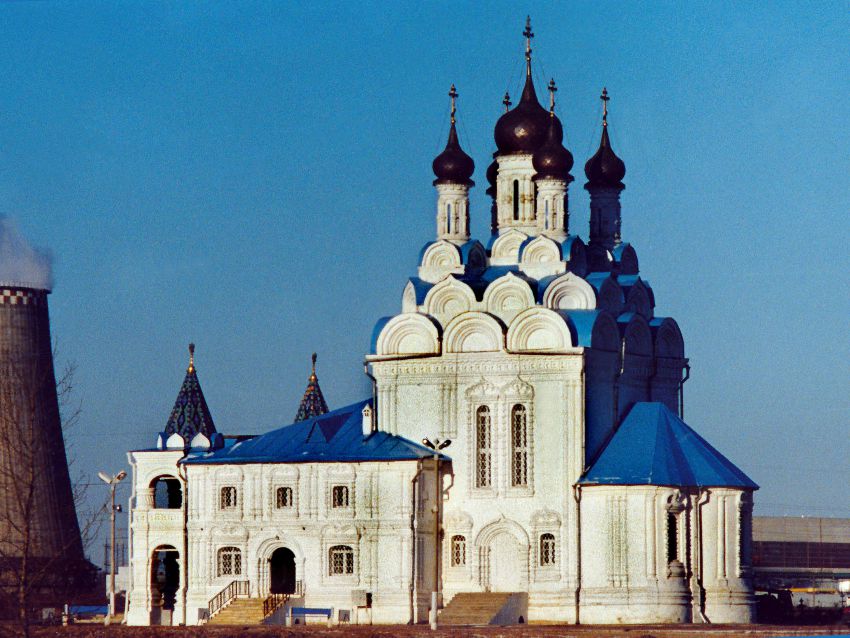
{"left": 475, "top": 406, "right": 492, "bottom": 488}
{"left": 513, "top": 180, "right": 520, "bottom": 220}
{"left": 667, "top": 512, "right": 678, "bottom": 563}
{"left": 539, "top": 533, "right": 556, "bottom": 566}
{"left": 450, "top": 535, "right": 466, "bottom": 566}
{"left": 511, "top": 404, "right": 529, "bottom": 487}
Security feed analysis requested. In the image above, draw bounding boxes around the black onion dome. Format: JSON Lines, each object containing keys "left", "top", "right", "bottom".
{"left": 584, "top": 125, "right": 626, "bottom": 188}
{"left": 495, "top": 74, "right": 563, "bottom": 154}
{"left": 432, "top": 122, "right": 475, "bottom": 186}
{"left": 533, "top": 115, "right": 574, "bottom": 181}
{"left": 485, "top": 157, "right": 498, "bottom": 196}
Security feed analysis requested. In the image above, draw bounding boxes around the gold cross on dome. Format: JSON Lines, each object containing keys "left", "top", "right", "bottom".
{"left": 601, "top": 87, "right": 610, "bottom": 126}
{"left": 503, "top": 91, "right": 512, "bottom": 112}
{"left": 548, "top": 78, "right": 557, "bottom": 113}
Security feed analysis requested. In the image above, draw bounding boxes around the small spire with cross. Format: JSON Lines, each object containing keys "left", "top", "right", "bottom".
{"left": 188, "top": 342, "right": 195, "bottom": 373}
{"left": 523, "top": 16, "right": 534, "bottom": 76}
{"left": 503, "top": 91, "right": 512, "bottom": 113}
{"left": 601, "top": 87, "right": 610, "bottom": 127}
{"left": 449, "top": 84, "right": 458, "bottom": 125}
{"left": 311, "top": 352, "right": 317, "bottom": 378}
{"left": 548, "top": 78, "right": 557, "bottom": 115}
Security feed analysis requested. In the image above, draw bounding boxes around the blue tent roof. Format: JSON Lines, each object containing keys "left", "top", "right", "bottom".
{"left": 183, "top": 400, "right": 448, "bottom": 465}
{"left": 579, "top": 402, "right": 757, "bottom": 489}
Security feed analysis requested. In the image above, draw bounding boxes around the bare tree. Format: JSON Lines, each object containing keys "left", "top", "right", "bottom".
{"left": 0, "top": 355, "right": 99, "bottom": 638}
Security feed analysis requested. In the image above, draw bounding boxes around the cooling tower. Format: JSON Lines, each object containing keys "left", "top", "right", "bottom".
{"left": 0, "top": 286, "right": 83, "bottom": 570}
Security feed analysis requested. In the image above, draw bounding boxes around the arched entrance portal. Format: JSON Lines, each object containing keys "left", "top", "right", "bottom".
{"left": 269, "top": 547, "right": 296, "bottom": 594}
{"left": 150, "top": 545, "right": 179, "bottom": 625}
{"left": 487, "top": 531, "right": 523, "bottom": 591}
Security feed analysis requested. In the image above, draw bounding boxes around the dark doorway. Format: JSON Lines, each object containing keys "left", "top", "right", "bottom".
{"left": 150, "top": 546, "right": 179, "bottom": 624}
{"left": 269, "top": 547, "right": 296, "bottom": 594}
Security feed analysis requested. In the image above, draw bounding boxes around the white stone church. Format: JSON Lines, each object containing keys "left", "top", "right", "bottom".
{"left": 125, "top": 21, "right": 758, "bottom": 627}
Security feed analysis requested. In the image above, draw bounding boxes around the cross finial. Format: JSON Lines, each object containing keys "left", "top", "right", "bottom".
{"left": 503, "top": 91, "right": 512, "bottom": 112}
{"left": 523, "top": 16, "right": 534, "bottom": 76}
{"left": 188, "top": 343, "right": 195, "bottom": 372}
{"left": 601, "top": 87, "right": 610, "bottom": 127}
{"left": 548, "top": 78, "right": 557, "bottom": 115}
{"left": 449, "top": 84, "right": 458, "bottom": 125}
{"left": 311, "top": 352, "right": 317, "bottom": 374}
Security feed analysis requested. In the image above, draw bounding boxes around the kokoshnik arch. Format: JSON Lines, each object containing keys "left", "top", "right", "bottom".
{"left": 125, "top": 19, "right": 757, "bottom": 627}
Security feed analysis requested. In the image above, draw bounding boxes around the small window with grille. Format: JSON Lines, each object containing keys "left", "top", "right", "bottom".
{"left": 276, "top": 486, "right": 293, "bottom": 509}
{"left": 475, "top": 406, "right": 492, "bottom": 488}
{"left": 217, "top": 546, "right": 242, "bottom": 576}
{"left": 450, "top": 535, "right": 466, "bottom": 567}
{"left": 539, "top": 533, "right": 556, "bottom": 566}
{"left": 220, "top": 486, "right": 237, "bottom": 510}
{"left": 331, "top": 485, "right": 349, "bottom": 508}
{"left": 328, "top": 545, "right": 354, "bottom": 575}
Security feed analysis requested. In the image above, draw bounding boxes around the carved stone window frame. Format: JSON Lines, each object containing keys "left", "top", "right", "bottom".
{"left": 530, "top": 509, "right": 561, "bottom": 582}
{"left": 501, "top": 377, "right": 534, "bottom": 498}
{"left": 465, "top": 378, "right": 499, "bottom": 499}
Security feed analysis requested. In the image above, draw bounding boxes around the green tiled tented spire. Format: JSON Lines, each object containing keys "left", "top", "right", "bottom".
{"left": 295, "top": 352, "right": 329, "bottom": 422}
{"left": 164, "top": 343, "right": 216, "bottom": 445}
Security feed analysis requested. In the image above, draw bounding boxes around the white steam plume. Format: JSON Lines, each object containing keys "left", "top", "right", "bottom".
{"left": 0, "top": 216, "right": 53, "bottom": 291}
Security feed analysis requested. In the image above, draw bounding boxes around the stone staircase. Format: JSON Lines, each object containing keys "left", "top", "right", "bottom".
{"left": 206, "top": 598, "right": 265, "bottom": 625}
{"left": 439, "top": 592, "right": 518, "bottom": 625}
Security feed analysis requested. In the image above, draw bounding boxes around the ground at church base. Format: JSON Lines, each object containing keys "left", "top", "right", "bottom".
{"left": 17, "top": 625, "right": 850, "bottom": 638}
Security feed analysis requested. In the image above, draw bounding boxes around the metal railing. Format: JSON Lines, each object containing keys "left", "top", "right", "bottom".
{"left": 208, "top": 579, "right": 250, "bottom": 618}
{"left": 263, "top": 592, "right": 288, "bottom": 618}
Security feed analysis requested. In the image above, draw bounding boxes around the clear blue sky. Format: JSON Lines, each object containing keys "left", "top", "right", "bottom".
{"left": 2, "top": 1, "right": 848, "bottom": 563}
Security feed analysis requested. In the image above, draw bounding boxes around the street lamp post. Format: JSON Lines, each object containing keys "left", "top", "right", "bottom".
{"left": 421, "top": 437, "right": 451, "bottom": 631}
{"left": 98, "top": 470, "right": 127, "bottom": 624}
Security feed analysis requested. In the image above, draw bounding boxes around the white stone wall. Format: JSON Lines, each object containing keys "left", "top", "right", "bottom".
{"left": 126, "top": 450, "right": 438, "bottom": 625}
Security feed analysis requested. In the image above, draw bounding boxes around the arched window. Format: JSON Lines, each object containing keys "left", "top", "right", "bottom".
{"left": 450, "top": 535, "right": 466, "bottom": 567}
{"left": 511, "top": 404, "right": 529, "bottom": 487}
{"left": 332, "top": 485, "right": 349, "bottom": 508}
{"left": 220, "top": 486, "right": 237, "bottom": 510}
{"left": 151, "top": 476, "right": 182, "bottom": 509}
{"left": 666, "top": 512, "right": 678, "bottom": 563}
{"left": 512, "top": 180, "right": 520, "bottom": 220}
{"left": 475, "top": 406, "right": 492, "bottom": 488}
{"left": 276, "top": 486, "right": 293, "bottom": 509}
{"left": 217, "top": 546, "right": 242, "bottom": 576}
{"left": 328, "top": 545, "right": 354, "bottom": 575}
{"left": 539, "top": 533, "right": 556, "bottom": 566}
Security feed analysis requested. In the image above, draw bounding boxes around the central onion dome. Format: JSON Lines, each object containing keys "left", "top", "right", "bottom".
{"left": 494, "top": 18, "right": 562, "bottom": 155}
{"left": 584, "top": 89, "right": 626, "bottom": 188}
{"left": 495, "top": 73, "right": 563, "bottom": 155}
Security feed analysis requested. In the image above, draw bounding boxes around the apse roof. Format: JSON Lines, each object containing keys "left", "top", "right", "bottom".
{"left": 579, "top": 402, "right": 757, "bottom": 489}
{"left": 183, "top": 399, "right": 447, "bottom": 465}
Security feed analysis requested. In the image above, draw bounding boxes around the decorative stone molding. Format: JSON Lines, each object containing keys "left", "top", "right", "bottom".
{"left": 483, "top": 272, "right": 535, "bottom": 324}
{"left": 423, "top": 276, "right": 477, "bottom": 327}
{"left": 374, "top": 313, "right": 440, "bottom": 356}
{"left": 507, "top": 307, "right": 575, "bottom": 353}
{"left": 490, "top": 228, "right": 528, "bottom": 265}
{"left": 443, "top": 311, "right": 505, "bottom": 353}
{"left": 542, "top": 272, "right": 597, "bottom": 311}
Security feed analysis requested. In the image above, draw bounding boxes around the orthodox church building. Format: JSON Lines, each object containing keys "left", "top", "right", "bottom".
{"left": 125, "top": 21, "right": 757, "bottom": 627}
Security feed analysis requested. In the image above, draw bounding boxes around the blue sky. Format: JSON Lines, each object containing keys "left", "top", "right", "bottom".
{"left": 2, "top": 1, "right": 848, "bottom": 563}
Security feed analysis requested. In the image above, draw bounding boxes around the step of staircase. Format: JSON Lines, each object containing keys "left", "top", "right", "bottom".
{"left": 439, "top": 592, "right": 515, "bottom": 625}
{"left": 207, "top": 598, "right": 265, "bottom": 625}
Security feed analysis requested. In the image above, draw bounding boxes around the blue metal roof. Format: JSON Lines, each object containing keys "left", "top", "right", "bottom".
{"left": 564, "top": 310, "right": 603, "bottom": 347}
{"left": 183, "top": 400, "right": 448, "bottom": 465}
{"left": 579, "top": 402, "right": 757, "bottom": 488}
